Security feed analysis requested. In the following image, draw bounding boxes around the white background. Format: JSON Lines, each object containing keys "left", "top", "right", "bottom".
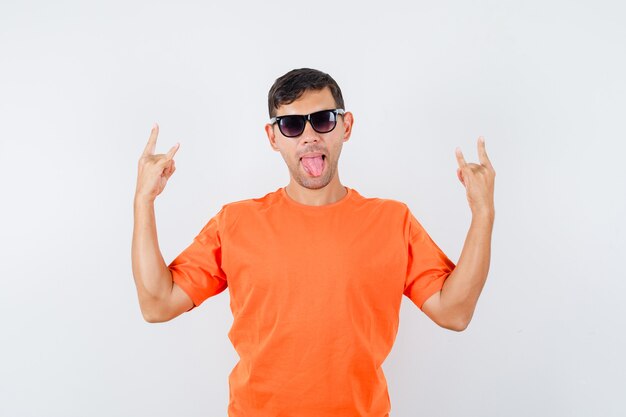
{"left": 1, "top": 1, "right": 625, "bottom": 416}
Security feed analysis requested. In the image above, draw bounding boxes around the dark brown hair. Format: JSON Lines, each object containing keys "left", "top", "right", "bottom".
{"left": 267, "top": 68, "right": 345, "bottom": 118}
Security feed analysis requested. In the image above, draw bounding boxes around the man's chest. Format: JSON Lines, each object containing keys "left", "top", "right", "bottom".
{"left": 220, "top": 213, "right": 407, "bottom": 314}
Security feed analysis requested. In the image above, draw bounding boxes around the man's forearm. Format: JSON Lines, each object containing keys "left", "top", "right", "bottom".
{"left": 131, "top": 197, "right": 174, "bottom": 312}
{"left": 440, "top": 210, "right": 494, "bottom": 325}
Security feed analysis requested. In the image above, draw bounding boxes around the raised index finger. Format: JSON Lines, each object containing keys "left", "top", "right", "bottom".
{"left": 455, "top": 146, "right": 467, "bottom": 168}
{"left": 142, "top": 123, "right": 159, "bottom": 157}
{"left": 477, "top": 136, "right": 493, "bottom": 169}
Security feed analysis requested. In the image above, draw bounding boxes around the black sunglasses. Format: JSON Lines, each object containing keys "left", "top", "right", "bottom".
{"left": 269, "top": 109, "right": 345, "bottom": 138}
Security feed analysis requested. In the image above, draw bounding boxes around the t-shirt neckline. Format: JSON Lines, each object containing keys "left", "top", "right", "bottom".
{"left": 280, "top": 186, "right": 354, "bottom": 210}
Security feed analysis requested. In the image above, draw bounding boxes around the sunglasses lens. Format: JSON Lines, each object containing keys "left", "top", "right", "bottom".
{"left": 279, "top": 116, "right": 305, "bottom": 137}
{"left": 311, "top": 110, "right": 337, "bottom": 133}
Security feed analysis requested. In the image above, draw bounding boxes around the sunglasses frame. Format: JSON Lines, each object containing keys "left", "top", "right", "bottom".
{"left": 269, "top": 108, "right": 345, "bottom": 138}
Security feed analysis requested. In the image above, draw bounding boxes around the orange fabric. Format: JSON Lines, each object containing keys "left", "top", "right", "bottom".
{"left": 168, "top": 187, "right": 455, "bottom": 417}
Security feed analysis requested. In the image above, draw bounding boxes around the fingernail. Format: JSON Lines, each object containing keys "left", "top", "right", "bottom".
{"left": 152, "top": 122, "right": 158, "bottom": 130}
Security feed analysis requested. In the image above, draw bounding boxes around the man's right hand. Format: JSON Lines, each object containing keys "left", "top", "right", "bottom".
{"left": 135, "top": 123, "right": 180, "bottom": 203}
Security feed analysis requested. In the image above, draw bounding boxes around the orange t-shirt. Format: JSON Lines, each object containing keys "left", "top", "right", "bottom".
{"left": 168, "top": 186, "right": 456, "bottom": 417}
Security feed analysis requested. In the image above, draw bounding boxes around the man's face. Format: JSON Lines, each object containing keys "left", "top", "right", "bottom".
{"left": 265, "top": 87, "right": 354, "bottom": 190}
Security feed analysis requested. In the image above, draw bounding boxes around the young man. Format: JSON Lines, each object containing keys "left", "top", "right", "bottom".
{"left": 131, "top": 68, "right": 495, "bottom": 417}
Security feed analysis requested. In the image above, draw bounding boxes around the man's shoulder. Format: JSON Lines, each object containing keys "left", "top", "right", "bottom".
{"left": 352, "top": 189, "right": 409, "bottom": 213}
{"left": 217, "top": 188, "right": 281, "bottom": 216}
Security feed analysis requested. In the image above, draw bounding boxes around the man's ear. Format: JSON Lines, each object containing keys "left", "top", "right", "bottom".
{"left": 265, "top": 123, "right": 280, "bottom": 151}
{"left": 341, "top": 111, "right": 354, "bottom": 142}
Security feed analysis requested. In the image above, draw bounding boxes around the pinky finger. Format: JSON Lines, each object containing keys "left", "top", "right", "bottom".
{"left": 166, "top": 142, "right": 180, "bottom": 160}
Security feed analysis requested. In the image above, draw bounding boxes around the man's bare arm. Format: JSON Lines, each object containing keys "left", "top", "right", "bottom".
{"left": 132, "top": 198, "right": 193, "bottom": 323}
{"left": 422, "top": 136, "right": 496, "bottom": 331}
{"left": 131, "top": 123, "right": 193, "bottom": 323}
{"left": 422, "top": 212, "right": 493, "bottom": 331}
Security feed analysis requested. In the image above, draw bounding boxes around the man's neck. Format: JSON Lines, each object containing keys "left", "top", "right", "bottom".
{"left": 284, "top": 178, "right": 347, "bottom": 206}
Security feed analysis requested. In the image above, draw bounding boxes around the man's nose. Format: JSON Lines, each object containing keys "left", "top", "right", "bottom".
{"left": 300, "top": 120, "right": 320, "bottom": 144}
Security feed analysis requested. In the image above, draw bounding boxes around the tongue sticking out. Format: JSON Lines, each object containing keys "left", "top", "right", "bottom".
{"left": 301, "top": 156, "right": 324, "bottom": 177}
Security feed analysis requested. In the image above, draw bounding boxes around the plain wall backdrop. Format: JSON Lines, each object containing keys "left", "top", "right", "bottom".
{"left": 1, "top": 1, "right": 625, "bottom": 416}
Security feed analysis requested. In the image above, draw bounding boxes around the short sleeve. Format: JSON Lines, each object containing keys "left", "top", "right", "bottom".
{"left": 168, "top": 206, "right": 228, "bottom": 309}
{"left": 403, "top": 210, "right": 456, "bottom": 310}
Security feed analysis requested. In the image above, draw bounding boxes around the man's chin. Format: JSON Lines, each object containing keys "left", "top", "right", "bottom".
{"left": 291, "top": 170, "right": 332, "bottom": 190}
{"left": 296, "top": 176, "right": 330, "bottom": 190}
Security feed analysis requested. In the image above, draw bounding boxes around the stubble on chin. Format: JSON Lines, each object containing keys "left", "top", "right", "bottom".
{"left": 290, "top": 158, "right": 336, "bottom": 190}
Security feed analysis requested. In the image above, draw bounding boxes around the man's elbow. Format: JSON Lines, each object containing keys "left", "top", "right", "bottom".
{"left": 142, "top": 309, "right": 167, "bottom": 323}
{"left": 139, "top": 300, "right": 172, "bottom": 324}
{"left": 423, "top": 296, "right": 472, "bottom": 332}
{"left": 442, "top": 319, "right": 470, "bottom": 332}
{"left": 439, "top": 313, "right": 472, "bottom": 332}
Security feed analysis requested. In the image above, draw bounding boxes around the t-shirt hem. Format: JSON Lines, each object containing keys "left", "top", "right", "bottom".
{"left": 413, "top": 273, "right": 451, "bottom": 310}
{"left": 170, "top": 268, "right": 203, "bottom": 310}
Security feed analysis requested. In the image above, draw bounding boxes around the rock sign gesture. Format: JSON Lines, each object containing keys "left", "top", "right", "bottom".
{"left": 135, "top": 123, "right": 180, "bottom": 202}
{"left": 455, "top": 136, "right": 496, "bottom": 217}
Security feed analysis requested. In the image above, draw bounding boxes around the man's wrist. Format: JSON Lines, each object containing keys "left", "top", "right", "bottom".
{"left": 471, "top": 207, "right": 495, "bottom": 223}
{"left": 134, "top": 194, "right": 155, "bottom": 207}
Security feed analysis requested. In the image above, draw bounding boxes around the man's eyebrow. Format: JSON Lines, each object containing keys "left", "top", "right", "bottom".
{"left": 275, "top": 108, "right": 339, "bottom": 117}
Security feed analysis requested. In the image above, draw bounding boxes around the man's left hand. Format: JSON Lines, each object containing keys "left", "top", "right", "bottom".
{"left": 455, "top": 136, "right": 496, "bottom": 217}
